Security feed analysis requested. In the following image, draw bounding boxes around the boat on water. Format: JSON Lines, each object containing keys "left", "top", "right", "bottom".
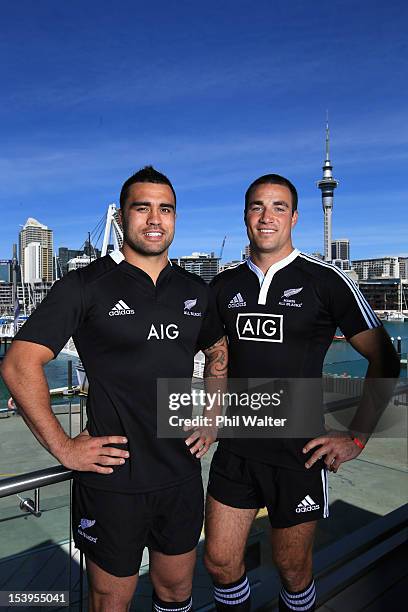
{"left": 383, "top": 311, "right": 407, "bottom": 321}
{"left": 0, "top": 315, "right": 29, "bottom": 340}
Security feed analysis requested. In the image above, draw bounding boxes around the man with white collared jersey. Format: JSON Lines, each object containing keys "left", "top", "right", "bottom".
{"left": 203, "top": 173, "right": 399, "bottom": 611}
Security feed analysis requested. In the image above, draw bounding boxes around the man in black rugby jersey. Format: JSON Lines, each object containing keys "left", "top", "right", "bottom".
{"left": 204, "top": 174, "right": 399, "bottom": 611}
{"left": 1, "top": 166, "right": 227, "bottom": 612}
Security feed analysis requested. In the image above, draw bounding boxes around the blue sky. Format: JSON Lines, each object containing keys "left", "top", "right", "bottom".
{"left": 1, "top": 0, "right": 407, "bottom": 263}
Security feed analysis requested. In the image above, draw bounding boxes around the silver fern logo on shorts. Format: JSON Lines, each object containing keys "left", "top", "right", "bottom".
{"left": 78, "top": 518, "right": 98, "bottom": 543}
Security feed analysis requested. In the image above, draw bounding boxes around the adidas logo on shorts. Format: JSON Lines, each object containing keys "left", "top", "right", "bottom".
{"left": 296, "top": 495, "right": 320, "bottom": 513}
{"left": 109, "top": 300, "right": 135, "bottom": 316}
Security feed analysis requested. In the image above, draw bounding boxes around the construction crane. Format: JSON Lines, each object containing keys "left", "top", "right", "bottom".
{"left": 219, "top": 235, "right": 227, "bottom": 260}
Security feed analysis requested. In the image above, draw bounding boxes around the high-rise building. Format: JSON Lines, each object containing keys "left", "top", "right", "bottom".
{"left": 358, "top": 279, "right": 408, "bottom": 311}
{"left": 58, "top": 247, "right": 83, "bottom": 276}
{"left": 397, "top": 257, "right": 408, "bottom": 280}
{"left": 59, "top": 242, "right": 101, "bottom": 276}
{"left": 331, "top": 239, "right": 350, "bottom": 261}
{"left": 0, "top": 260, "right": 12, "bottom": 283}
{"left": 171, "top": 252, "right": 220, "bottom": 283}
{"left": 0, "top": 282, "right": 29, "bottom": 312}
{"left": 352, "top": 256, "right": 407, "bottom": 281}
{"left": 330, "top": 239, "right": 350, "bottom": 270}
{"left": 332, "top": 259, "right": 351, "bottom": 271}
{"left": 317, "top": 119, "right": 338, "bottom": 261}
{"left": 19, "top": 218, "right": 54, "bottom": 282}
{"left": 23, "top": 242, "right": 42, "bottom": 283}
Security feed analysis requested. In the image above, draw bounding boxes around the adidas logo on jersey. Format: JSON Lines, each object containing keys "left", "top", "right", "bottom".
{"left": 109, "top": 300, "right": 135, "bottom": 316}
{"left": 228, "top": 293, "right": 246, "bottom": 308}
{"left": 296, "top": 495, "right": 320, "bottom": 513}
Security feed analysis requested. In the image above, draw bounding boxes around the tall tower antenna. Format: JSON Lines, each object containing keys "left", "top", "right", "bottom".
{"left": 317, "top": 112, "right": 338, "bottom": 261}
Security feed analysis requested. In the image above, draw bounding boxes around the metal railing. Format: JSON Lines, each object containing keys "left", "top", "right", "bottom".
{"left": 0, "top": 465, "right": 83, "bottom": 610}
{"left": 0, "top": 465, "right": 72, "bottom": 500}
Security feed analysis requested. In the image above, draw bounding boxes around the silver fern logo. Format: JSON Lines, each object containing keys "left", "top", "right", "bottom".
{"left": 282, "top": 287, "right": 303, "bottom": 298}
{"left": 184, "top": 298, "right": 202, "bottom": 317}
{"left": 78, "top": 518, "right": 98, "bottom": 543}
{"left": 184, "top": 299, "right": 197, "bottom": 310}
{"left": 279, "top": 287, "right": 303, "bottom": 308}
{"left": 79, "top": 518, "right": 95, "bottom": 530}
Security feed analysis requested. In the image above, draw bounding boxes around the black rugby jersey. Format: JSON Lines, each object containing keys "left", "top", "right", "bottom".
{"left": 16, "top": 251, "right": 224, "bottom": 492}
{"left": 211, "top": 249, "right": 382, "bottom": 470}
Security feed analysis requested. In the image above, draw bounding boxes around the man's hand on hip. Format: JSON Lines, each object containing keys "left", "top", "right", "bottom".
{"left": 184, "top": 425, "right": 218, "bottom": 459}
{"left": 302, "top": 430, "right": 363, "bottom": 472}
{"left": 56, "top": 429, "right": 129, "bottom": 474}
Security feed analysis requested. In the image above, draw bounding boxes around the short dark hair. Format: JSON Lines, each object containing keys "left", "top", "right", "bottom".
{"left": 119, "top": 165, "right": 176, "bottom": 209}
{"left": 244, "top": 173, "right": 298, "bottom": 216}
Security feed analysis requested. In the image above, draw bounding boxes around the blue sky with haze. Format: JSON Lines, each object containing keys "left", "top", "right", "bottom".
{"left": 1, "top": 0, "right": 407, "bottom": 262}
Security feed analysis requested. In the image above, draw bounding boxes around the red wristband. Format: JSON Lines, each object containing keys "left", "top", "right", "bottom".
{"left": 352, "top": 436, "right": 365, "bottom": 450}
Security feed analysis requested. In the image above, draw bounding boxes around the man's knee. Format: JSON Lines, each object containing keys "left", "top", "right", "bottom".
{"left": 204, "top": 548, "right": 244, "bottom": 584}
{"left": 153, "top": 577, "right": 192, "bottom": 602}
{"left": 89, "top": 588, "right": 132, "bottom": 612}
{"left": 273, "top": 554, "right": 313, "bottom": 591}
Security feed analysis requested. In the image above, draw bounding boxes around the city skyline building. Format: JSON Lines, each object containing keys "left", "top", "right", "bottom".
{"left": 0, "top": 260, "right": 12, "bottom": 283}
{"left": 67, "top": 254, "right": 92, "bottom": 272}
{"left": 331, "top": 239, "right": 350, "bottom": 261}
{"left": 317, "top": 118, "right": 338, "bottom": 262}
{"left": 352, "top": 256, "right": 408, "bottom": 281}
{"left": 58, "top": 247, "right": 83, "bottom": 276}
{"left": 171, "top": 252, "right": 220, "bottom": 283}
{"left": 331, "top": 239, "right": 351, "bottom": 270}
{"left": 243, "top": 244, "right": 251, "bottom": 260}
{"left": 19, "top": 218, "right": 54, "bottom": 283}
{"left": 23, "top": 241, "right": 42, "bottom": 283}
{"left": 358, "top": 279, "right": 408, "bottom": 312}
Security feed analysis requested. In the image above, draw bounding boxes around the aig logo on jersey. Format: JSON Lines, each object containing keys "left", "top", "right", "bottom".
{"left": 147, "top": 323, "right": 179, "bottom": 340}
{"left": 236, "top": 313, "right": 283, "bottom": 343}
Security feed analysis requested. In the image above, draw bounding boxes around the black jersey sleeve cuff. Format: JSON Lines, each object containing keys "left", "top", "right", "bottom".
{"left": 12, "top": 335, "right": 61, "bottom": 359}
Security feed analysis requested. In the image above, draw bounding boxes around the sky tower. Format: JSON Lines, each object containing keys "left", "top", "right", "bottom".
{"left": 317, "top": 117, "right": 338, "bottom": 261}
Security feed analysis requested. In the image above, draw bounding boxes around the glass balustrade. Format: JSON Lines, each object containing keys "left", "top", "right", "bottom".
{"left": 0, "top": 349, "right": 406, "bottom": 610}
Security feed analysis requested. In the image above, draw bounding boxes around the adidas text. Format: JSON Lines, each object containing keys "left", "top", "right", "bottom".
{"left": 109, "top": 300, "right": 135, "bottom": 316}
{"left": 296, "top": 504, "right": 320, "bottom": 513}
{"left": 296, "top": 495, "right": 320, "bottom": 513}
{"left": 109, "top": 309, "right": 135, "bottom": 316}
{"left": 228, "top": 293, "right": 246, "bottom": 309}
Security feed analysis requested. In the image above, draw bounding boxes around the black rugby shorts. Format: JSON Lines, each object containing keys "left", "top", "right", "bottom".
{"left": 72, "top": 476, "right": 204, "bottom": 576}
{"left": 208, "top": 448, "right": 329, "bottom": 528}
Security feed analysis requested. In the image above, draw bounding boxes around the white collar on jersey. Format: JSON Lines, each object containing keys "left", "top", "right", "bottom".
{"left": 246, "top": 248, "right": 300, "bottom": 305}
{"left": 109, "top": 249, "right": 125, "bottom": 263}
{"left": 109, "top": 249, "right": 173, "bottom": 266}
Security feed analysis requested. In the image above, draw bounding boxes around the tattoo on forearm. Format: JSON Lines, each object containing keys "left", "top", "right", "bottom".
{"left": 203, "top": 336, "right": 228, "bottom": 378}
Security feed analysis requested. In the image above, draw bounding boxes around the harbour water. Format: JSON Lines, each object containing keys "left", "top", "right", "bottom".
{"left": 0, "top": 322, "right": 406, "bottom": 410}
{"left": 324, "top": 321, "right": 407, "bottom": 377}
